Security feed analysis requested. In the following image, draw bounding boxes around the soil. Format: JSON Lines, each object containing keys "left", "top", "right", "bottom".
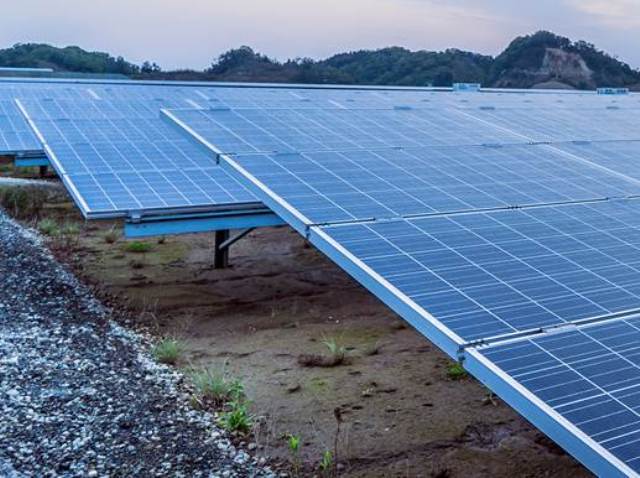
{"left": 2, "top": 171, "right": 594, "bottom": 478}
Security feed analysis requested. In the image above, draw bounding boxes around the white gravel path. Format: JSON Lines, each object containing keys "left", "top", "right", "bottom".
{"left": 0, "top": 210, "right": 275, "bottom": 477}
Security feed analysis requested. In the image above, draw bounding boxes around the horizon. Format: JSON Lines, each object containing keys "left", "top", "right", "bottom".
{"left": 1, "top": 1, "right": 639, "bottom": 70}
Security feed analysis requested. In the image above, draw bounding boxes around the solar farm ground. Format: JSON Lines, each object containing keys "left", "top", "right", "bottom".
{"left": 0, "top": 172, "right": 593, "bottom": 477}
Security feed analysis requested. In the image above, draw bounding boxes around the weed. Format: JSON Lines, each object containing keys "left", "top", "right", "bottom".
{"left": 319, "top": 450, "right": 333, "bottom": 477}
{"left": 287, "top": 434, "right": 302, "bottom": 476}
{"left": 218, "top": 400, "right": 252, "bottom": 433}
{"left": 190, "top": 367, "right": 245, "bottom": 406}
{"left": 125, "top": 241, "right": 152, "bottom": 253}
{"left": 38, "top": 218, "right": 60, "bottom": 236}
{"left": 151, "top": 338, "right": 184, "bottom": 365}
{"left": 446, "top": 362, "right": 468, "bottom": 381}
{"left": 298, "top": 336, "right": 347, "bottom": 368}
{"left": 60, "top": 222, "right": 80, "bottom": 236}
{"left": 103, "top": 227, "right": 119, "bottom": 244}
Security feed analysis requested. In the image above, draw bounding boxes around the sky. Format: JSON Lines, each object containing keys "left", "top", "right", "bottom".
{"left": 1, "top": 0, "right": 639, "bottom": 70}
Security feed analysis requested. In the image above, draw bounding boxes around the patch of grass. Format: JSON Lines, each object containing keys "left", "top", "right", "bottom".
{"left": 446, "top": 362, "right": 468, "bottom": 381}
{"left": 125, "top": 241, "right": 153, "bottom": 253}
{"left": 218, "top": 400, "right": 253, "bottom": 433}
{"left": 190, "top": 367, "right": 245, "bottom": 407}
{"left": 151, "top": 338, "right": 184, "bottom": 365}
{"left": 38, "top": 218, "right": 60, "bottom": 236}
{"left": 60, "top": 222, "right": 80, "bottom": 235}
{"left": 103, "top": 227, "right": 119, "bottom": 244}
{"left": 298, "top": 336, "right": 347, "bottom": 368}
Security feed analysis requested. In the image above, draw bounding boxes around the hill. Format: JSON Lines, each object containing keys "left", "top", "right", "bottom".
{"left": 1, "top": 32, "right": 639, "bottom": 89}
{"left": 0, "top": 43, "right": 142, "bottom": 76}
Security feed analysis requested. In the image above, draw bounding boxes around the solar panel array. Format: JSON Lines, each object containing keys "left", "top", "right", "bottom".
{"left": 3, "top": 78, "right": 640, "bottom": 475}
{"left": 164, "top": 86, "right": 640, "bottom": 476}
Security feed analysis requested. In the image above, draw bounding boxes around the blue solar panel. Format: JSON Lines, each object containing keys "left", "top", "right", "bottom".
{"left": 0, "top": 83, "right": 92, "bottom": 154}
{"left": 18, "top": 97, "right": 256, "bottom": 217}
{"left": 468, "top": 315, "right": 640, "bottom": 476}
{"left": 217, "top": 144, "right": 640, "bottom": 226}
{"left": 0, "top": 100, "right": 41, "bottom": 153}
{"left": 164, "top": 106, "right": 526, "bottom": 154}
{"left": 315, "top": 201, "right": 640, "bottom": 343}
{"left": 461, "top": 106, "right": 640, "bottom": 143}
{"left": 553, "top": 141, "right": 640, "bottom": 184}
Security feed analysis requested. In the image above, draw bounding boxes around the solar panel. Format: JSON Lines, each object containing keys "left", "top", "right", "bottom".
{"left": 553, "top": 141, "right": 640, "bottom": 184}
{"left": 18, "top": 97, "right": 256, "bottom": 217}
{"left": 218, "top": 144, "right": 640, "bottom": 227}
{"left": 314, "top": 201, "right": 640, "bottom": 344}
{"left": 467, "top": 315, "right": 640, "bottom": 477}
{"left": 164, "top": 106, "right": 526, "bottom": 155}
{"left": 0, "top": 100, "right": 41, "bottom": 154}
{"left": 0, "top": 84, "right": 92, "bottom": 155}
{"left": 460, "top": 106, "right": 640, "bottom": 143}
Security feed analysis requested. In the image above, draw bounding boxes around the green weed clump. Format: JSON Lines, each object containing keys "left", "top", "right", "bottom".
{"left": 38, "top": 218, "right": 60, "bottom": 236}
{"left": 446, "top": 362, "right": 468, "bottom": 381}
{"left": 190, "top": 367, "right": 245, "bottom": 406}
{"left": 218, "top": 400, "right": 253, "bottom": 433}
{"left": 298, "top": 336, "right": 348, "bottom": 367}
{"left": 151, "top": 338, "right": 184, "bottom": 365}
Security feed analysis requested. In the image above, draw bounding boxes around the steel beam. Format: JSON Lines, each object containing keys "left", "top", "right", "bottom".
{"left": 124, "top": 209, "right": 284, "bottom": 238}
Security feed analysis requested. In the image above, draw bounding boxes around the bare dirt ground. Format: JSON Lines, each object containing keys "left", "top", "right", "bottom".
{"left": 0, "top": 166, "right": 593, "bottom": 477}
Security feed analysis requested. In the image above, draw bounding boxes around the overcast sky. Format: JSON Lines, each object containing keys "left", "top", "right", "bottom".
{"left": 1, "top": 0, "right": 639, "bottom": 70}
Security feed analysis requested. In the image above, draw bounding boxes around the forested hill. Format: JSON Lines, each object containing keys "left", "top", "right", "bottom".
{"left": 2, "top": 32, "right": 639, "bottom": 90}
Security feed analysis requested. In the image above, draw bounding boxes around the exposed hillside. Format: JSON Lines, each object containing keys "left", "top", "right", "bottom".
{"left": 2, "top": 32, "right": 639, "bottom": 90}
{"left": 490, "top": 31, "right": 640, "bottom": 89}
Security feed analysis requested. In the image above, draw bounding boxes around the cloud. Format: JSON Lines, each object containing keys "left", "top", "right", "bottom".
{"left": 565, "top": 0, "right": 640, "bottom": 28}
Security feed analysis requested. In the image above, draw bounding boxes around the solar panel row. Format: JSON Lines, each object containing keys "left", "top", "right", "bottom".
{"left": 17, "top": 97, "right": 256, "bottom": 217}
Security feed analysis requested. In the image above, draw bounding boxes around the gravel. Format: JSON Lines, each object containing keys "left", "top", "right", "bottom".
{"left": 0, "top": 210, "right": 275, "bottom": 477}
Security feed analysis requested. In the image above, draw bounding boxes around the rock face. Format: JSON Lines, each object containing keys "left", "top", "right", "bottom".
{"left": 540, "top": 48, "right": 593, "bottom": 84}
{"left": 494, "top": 48, "right": 592, "bottom": 90}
